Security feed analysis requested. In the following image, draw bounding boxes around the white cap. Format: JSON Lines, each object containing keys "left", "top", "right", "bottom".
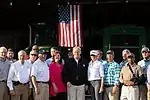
{"left": 90, "top": 50, "right": 98, "bottom": 56}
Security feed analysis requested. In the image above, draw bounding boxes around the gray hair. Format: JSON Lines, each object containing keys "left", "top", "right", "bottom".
{"left": 0, "top": 46, "right": 7, "bottom": 52}
{"left": 18, "top": 50, "right": 26, "bottom": 56}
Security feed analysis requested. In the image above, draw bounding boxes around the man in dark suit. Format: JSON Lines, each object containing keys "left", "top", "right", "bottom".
{"left": 62, "top": 46, "right": 89, "bottom": 100}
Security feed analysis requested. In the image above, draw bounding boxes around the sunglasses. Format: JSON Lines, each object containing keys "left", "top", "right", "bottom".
{"left": 142, "top": 51, "right": 148, "bottom": 53}
{"left": 31, "top": 54, "right": 37, "bottom": 56}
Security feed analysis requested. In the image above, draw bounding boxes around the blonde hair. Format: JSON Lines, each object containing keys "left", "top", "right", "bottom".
{"left": 73, "top": 46, "right": 81, "bottom": 54}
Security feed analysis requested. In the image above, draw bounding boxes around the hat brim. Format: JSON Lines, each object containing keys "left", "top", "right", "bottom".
{"left": 107, "top": 52, "right": 113, "bottom": 54}
{"left": 39, "top": 52, "right": 47, "bottom": 54}
{"left": 127, "top": 55, "right": 134, "bottom": 58}
{"left": 90, "top": 54, "right": 96, "bottom": 56}
{"left": 141, "top": 50, "right": 149, "bottom": 52}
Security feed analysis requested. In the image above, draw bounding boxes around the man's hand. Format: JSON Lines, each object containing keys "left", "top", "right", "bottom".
{"left": 53, "top": 84, "right": 58, "bottom": 94}
{"left": 10, "top": 90, "right": 15, "bottom": 96}
{"left": 147, "top": 83, "right": 150, "bottom": 91}
{"left": 128, "top": 81, "right": 135, "bottom": 86}
{"left": 99, "top": 87, "right": 104, "bottom": 93}
{"left": 67, "top": 82, "right": 71, "bottom": 88}
{"left": 112, "top": 85, "right": 118, "bottom": 94}
{"left": 85, "top": 85, "right": 88, "bottom": 91}
{"left": 35, "top": 87, "right": 40, "bottom": 95}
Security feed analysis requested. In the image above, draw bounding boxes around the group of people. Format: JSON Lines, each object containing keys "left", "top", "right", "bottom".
{"left": 1, "top": 45, "right": 150, "bottom": 100}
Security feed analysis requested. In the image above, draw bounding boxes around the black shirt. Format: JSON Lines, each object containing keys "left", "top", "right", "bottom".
{"left": 62, "top": 57, "right": 89, "bottom": 85}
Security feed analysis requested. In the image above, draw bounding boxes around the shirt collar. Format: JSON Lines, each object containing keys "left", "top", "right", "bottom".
{"left": 18, "top": 60, "right": 25, "bottom": 65}
{"left": 90, "top": 60, "right": 98, "bottom": 64}
{"left": 0, "top": 57, "right": 6, "bottom": 62}
{"left": 107, "top": 60, "right": 114, "bottom": 64}
{"left": 127, "top": 63, "right": 136, "bottom": 67}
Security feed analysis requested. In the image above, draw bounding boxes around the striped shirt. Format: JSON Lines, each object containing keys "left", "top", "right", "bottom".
{"left": 104, "top": 61, "right": 121, "bottom": 85}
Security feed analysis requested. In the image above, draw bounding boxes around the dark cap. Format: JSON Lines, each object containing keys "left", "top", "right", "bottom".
{"left": 39, "top": 49, "right": 47, "bottom": 54}
{"left": 127, "top": 53, "right": 135, "bottom": 58}
{"left": 32, "top": 45, "right": 39, "bottom": 50}
{"left": 106, "top": 50, "right": 114, "bottom": 55}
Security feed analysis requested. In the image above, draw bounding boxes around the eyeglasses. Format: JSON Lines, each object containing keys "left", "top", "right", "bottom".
{"left": 31, "top": 54, "right": 37, "bottom": 56}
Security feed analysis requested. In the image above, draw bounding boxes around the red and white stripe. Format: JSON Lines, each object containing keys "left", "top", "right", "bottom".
{"left": 58, "top": 5, "right": 82, "bottom": 47}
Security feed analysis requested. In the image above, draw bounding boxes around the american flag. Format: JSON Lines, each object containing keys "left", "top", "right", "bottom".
{"left": 58, "top": 5, "right": 82, "bottom": 47}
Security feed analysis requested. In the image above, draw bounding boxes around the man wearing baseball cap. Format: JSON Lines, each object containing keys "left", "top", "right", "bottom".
{"left": 31, "top": 49, "right": 49, "bottom": 100}
{"left": 103, "top": 50, "right": 120, "bottom": 100}
{"left": 88, "top": 50, "right": 104, "bottom": 100}
{"left": 120, "top": 49, "right": 131, "bottom": 68}
{"left": 138, "top": 47, "right": 150, "bottom": 100}
{"left": 120, "top": 53, "right": 142, "bottom": 100}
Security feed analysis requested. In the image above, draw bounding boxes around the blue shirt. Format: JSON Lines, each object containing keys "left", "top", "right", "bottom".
{"left": 138, "top": 59, "right": 150, "bottom": 74}
{"left": 104, "top": 61, "right": 121, "bottom": 85}
{"left": 120, "top": 60, "right": 128, "bottom": 68}
{"left": 98, "top": 59, "right": 105, "bottom": 65}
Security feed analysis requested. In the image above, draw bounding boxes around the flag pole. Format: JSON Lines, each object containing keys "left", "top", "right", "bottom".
{"left": 28, "top": 24, "right": 32, "bottom": 46}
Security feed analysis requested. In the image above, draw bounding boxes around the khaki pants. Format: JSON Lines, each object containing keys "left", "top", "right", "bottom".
{"left": 0, "top": 82, "right": 9, "bottom": 100}
{"left": 104, "top": 86, "right": 119, "bottom": 100}
{"left": 120, "top": 85, "right": 139, "bottom": 100}
{"left": 11, "top": 84, "right": 29, "bottom": 100}
{"left": 147, "top": 90, "right": 150, "bottom": 100}
{"left": 34, "top": 83, "right": 49, "bottom": 100}
{"left": 139, "top": 85, "right": 147, "bottom": 100}
{"left": 67, "top": 84, "right": 85, "bottom": 100}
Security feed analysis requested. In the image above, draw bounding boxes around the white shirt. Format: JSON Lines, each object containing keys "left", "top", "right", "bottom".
{"left": 88, "top": 60, "right": 104, "bottom": 81}
{"left": 30, "top": 59, "right": 49, "bottom": 82}
{"left": 7, "top": 60, "right": 31, "bottom": 90}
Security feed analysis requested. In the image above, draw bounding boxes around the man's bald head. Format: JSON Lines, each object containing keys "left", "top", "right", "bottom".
{"left": 0, "top": 46, "right": 7, "bottom": 59}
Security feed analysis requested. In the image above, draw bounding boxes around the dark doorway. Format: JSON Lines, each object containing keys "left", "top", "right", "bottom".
{"left": 83, "top": 34, "right": 103, "bottom": 61}
{"left": 110, "top": 35, "right": 140, "bottom": 63}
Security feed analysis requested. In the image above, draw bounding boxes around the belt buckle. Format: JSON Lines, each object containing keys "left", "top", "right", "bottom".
{"left": 0, "top": 80, "right": 5, "bottom": 82}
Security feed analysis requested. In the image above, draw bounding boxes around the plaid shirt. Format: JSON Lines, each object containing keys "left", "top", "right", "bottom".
{"left": 104, "top": 61, "right": 121, "bottom": 85}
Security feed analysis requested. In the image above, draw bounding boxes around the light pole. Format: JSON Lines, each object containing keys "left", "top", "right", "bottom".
{"left": 28, "top": 24, "right": 32, "bottom": 46}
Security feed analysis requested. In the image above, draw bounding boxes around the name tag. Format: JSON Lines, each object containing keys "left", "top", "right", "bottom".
{"left": 83, "top": 64, "right": 85, "bottom": 67}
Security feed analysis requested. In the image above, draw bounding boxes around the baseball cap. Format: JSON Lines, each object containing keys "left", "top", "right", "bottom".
{"left": 30, "top": 50, "right": 38, "bottom": 55}
{"left": 106, "top": 50, "right": 114, "bottom": 55}
{"left": 141, "top": 47, "right": 150, "bottom": 53}
{"left": 90, "top": 50, "right": 98, "bottom": 56}
{"left": 32, "top": 45, "right": 39, "bottom": 50}
{"left": 39, "top": 49, "right": 47, "bottom": 54}
{"left": 127, "top": 53, "right": 135, "bottom": 58}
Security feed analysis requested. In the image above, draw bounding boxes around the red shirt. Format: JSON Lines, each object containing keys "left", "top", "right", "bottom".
{"left": 49, "top": 62, "right": 66, "bottom": 96}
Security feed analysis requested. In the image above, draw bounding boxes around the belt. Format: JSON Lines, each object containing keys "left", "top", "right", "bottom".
{"left": 37, "top": 81, "right": 49, "bottom": 84}
{"left": 0, "top": 80, "right": 6, "bottom": 82}
{"left": 12, "top": 81, "right": 29, "bottom": 86}
{"left": 104, "top": 85, "right": 114, "bottom": 87}
{"left": 123, "top": 84, "right": 138, "bottom": 86}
